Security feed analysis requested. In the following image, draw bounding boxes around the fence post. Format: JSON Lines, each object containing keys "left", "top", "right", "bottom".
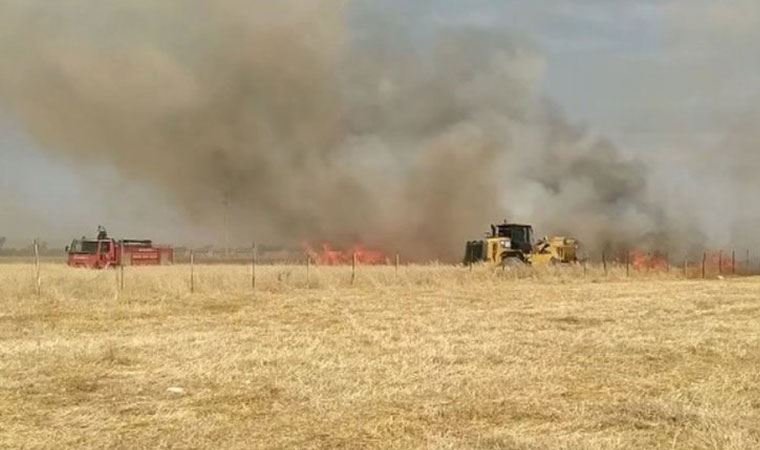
{"left": 746, "top": 249, "right": 750, "bottom": 276}
{"left": 602, "top": 250, "right": 607, "bottom": 276}
{"left": 306, "top": 253, "right": 310, "bottom": 286}
{"left": 395, "top": 253, "right": 400, "bottom": 278}
{"left": 190, "top": 251, "right": 195, "bottom": 293}
{"left": 625, "top": 250, "right": 630, "bottom": 277}
{"left": 683, "top": 255, "right": 688, "bottom": 279}
{"left": 351, "top": 252, "right": 357, "bottom": 285}
{"left": 702, "top": 252, "right": 706, "bottom": 279}
{"left": 251, "top": 243, "right": 257, "bottom": 290}
{"left": 119, "top": 241, "right": 125, "bottom": 291}
{"left": 34, "top": 239, "right": 41, "bottom": 297}
{"left": 732, "top": 250, "right": 736, "bottom": 275}
{"left": 718, "top": 251, "right": 723, "bottom": 276}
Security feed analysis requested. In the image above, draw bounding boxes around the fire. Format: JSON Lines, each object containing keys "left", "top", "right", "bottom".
{"left": 305, "top": 242, "right": 388, "bottom": 265}
{"left": 704, "top": 250, "right": 736, "bottom": 273}
{"left": 629, "top": 250, "right": 669, "bottom": 271}
{"left": 628, "top": 249, "right": 742, "bottom": 274}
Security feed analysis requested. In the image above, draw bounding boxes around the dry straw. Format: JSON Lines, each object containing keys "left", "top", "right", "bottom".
{"left": 1, "top": 262, "right": 759, "bottom": 448}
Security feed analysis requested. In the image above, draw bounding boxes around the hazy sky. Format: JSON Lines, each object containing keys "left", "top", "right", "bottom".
{"left": 1, "top": 0, "right": 758, "bottom": 247}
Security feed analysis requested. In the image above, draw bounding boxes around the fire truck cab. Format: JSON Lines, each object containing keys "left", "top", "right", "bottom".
{"left": 66, "top": 238, "right": 173, "bottom": 269}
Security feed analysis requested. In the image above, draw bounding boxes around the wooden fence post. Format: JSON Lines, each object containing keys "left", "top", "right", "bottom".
{"left": 625, "top": 250, "right": 630, "bottom": 277}
{"left": 602, "top": 250, "right": 607, "bottom": 276}
{"left": 746, "top": 249, "right": 750, "bottom": 276}
{"left": 395, "top": 253, "right": 400, "bottom": 278}
{"left": 683, "top": 255, "right": 688, "bottom": 279}
{"left": 306, "top": 253, "right": 310, "bottom": 286}
{"left": 718, "top": 251, "right": 723, "bottom": 276}
{"left": 702, "top": 252, "right": 706, "bottom": 279}
{"left": 190, "top": 251, "right": 195, "bottom": 293}
{"left": 119, "top": 241, "right": 125, "bottom": 291}
{"left": 732, "top": 250, "right": 736, "bottom": 275}
{"left": 351, "top": 252, "right": 357, "bottom": 285}
{"left": 34, "top": 239, "right": 41, "bottom": 297}
{"left": 251, "top": 243, "right": 257, "bottom": 290}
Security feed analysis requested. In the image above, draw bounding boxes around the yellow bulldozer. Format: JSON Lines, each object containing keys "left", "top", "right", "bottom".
{"left": 463, "top": 221, "right": 578, "bottom": 266}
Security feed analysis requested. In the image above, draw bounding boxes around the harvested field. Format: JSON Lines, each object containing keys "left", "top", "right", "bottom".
{"left": 2, "top": 263, "right": 760, "bottom": 449}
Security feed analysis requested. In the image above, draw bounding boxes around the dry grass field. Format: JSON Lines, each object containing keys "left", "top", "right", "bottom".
{"left": 2, "top": 262, "right": 760, "bottom": 449}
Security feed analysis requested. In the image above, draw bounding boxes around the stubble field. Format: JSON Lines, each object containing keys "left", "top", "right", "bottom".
{"left": 1, "top": 263, "right": 760, "bottom": 449}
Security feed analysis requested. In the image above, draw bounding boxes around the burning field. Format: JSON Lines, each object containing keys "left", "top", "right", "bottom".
{"left": 2, "top": 262, "right": 760, "bottom": 449}
{"left": 305, "top": 243, "right": 388, "bottom": 266}
{"left": 2, "top": 1, "right": 760, "bottom": 449}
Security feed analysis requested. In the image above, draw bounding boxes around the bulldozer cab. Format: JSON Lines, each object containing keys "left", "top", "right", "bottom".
{"left": 464, "top": 222, "right": 535, "bottom": 265}
{"left": 492, "top": 223, "right": 534, "bottom": 254}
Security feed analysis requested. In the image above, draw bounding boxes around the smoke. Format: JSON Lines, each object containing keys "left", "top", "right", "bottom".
{"left": 659, "top": 0, "right": 760, "bottom": 253}
{"left": 0, "top": 0, "right": 700, "bottom": 260}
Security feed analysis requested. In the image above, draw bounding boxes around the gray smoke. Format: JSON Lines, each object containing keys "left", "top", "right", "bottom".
{"left": 657, "top": 0, "right": 760, "bottom": 255}
{"left": 0, "top": 0, "right": 699, "bottom": 260}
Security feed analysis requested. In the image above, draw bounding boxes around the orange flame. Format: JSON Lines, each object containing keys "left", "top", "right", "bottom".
{"left": 704, "top": 251, "right": 736, "bottom": 273}
{"left": 629, "top": 250, "right": 669, "bottom": 271}
{"left": 305, "top": 242, "right": 387, "bottom": 265}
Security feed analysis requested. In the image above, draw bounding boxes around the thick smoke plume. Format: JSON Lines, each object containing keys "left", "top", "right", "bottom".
{"left": 0, "top": 0, "right": 687, "bottom": 260}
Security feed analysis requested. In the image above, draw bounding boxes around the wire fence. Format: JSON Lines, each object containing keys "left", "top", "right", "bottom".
{"left": 11, "top": 243, "right": 760, "bottom": 299}
{"left": 10, "top": 234, "right": 760, "bottom": 300}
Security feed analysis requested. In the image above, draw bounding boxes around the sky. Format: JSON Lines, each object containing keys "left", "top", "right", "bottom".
{"left": 1, "top": 0, "right": 758, "bottom": 248}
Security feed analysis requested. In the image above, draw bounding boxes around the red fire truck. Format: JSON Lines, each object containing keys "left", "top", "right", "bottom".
{"left": 66, "top": 228, "right": 173, "bottom": 269}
